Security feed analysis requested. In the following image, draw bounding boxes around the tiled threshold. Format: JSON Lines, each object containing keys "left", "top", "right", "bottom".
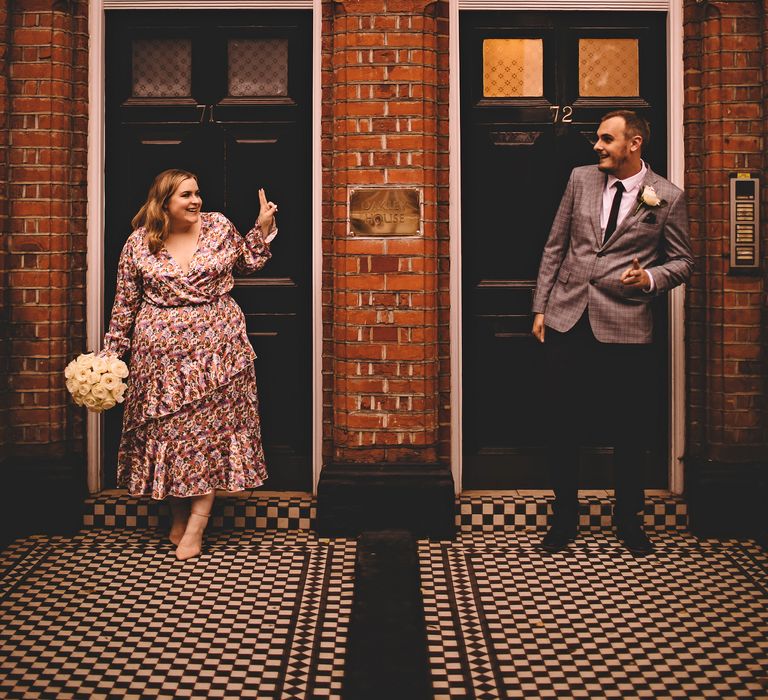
{"left": 83, "top": 489, "right": 687, "bottom": 532}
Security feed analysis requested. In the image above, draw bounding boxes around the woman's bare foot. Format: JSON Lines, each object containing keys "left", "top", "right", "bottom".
{"left": 168, "top": 497, "right": 190, "bottom": 546}
{"left": 169, "top": 518, "right": 188, "bottom": 546}
{"left": 175, "top": 511, "right": 209, "bottom": 561}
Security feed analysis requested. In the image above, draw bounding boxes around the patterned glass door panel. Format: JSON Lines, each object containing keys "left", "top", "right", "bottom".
{"left": 461, "top": 11, "right": 668, "bottom": 488}
{"left": 228, "top": 38, "right": 289, "bottom": 97}
{"left": 131, "top": 38, "right": 192, "bottom": 98}
{"left": 105, "top": 10, "right": 312, "bottom": 490}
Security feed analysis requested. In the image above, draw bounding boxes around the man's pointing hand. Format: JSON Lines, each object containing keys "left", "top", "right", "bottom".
{"left": 620, "top": 258, "right": 651, "bottom": 291}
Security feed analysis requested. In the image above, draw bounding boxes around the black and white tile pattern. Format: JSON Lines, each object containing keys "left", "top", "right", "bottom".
{"left": 420, "top": 530, "right": 768, "bottom": 699}
{"left": 6, "top": 491, "right": 761, "bottom": 700}
{"left": 0, "top": 530, "right": 355, "bottom": 699}
{"left": 83, "top": 491, "right": 316, "bottom": 531}
{"left": 456, "top": 493, "right": 688, "bottom": 532}
{"left": 84, "top": 490, "right": 687, "bottom": 534}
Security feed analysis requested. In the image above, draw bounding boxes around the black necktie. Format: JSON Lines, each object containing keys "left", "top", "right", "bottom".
{"left": 603, "top": 181, "right": 625, "bottom": 244}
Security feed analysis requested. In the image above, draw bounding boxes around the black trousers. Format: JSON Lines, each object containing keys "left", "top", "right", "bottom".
{"left": 544, "top": 312, "right": 653, "bottom": 523}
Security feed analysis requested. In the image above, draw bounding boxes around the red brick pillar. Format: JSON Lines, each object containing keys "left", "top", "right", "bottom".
{"left": 325, "top": 0, "right": 441, "bottom": 463}
{"left": 683, "top": 0, "right": 767, "bottom": 534}
{"left": 318, "top": 0, "right": 453, "bottom": 536}
{"left": 0, "top": 0, "right": 11, "bottom": 463}
{"left": 4, "top": 0, "right": 88, "bottom": 464}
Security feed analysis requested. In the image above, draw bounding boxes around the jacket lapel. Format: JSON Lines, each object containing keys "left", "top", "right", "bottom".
{"left": 590, "top": 169, "right": 606, "bottom": 247}
{"left": 600, "top": 166, "right": 658, "bottom": 250}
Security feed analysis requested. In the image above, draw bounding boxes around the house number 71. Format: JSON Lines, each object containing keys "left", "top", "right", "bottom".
{"left": 550, "top": 105, "right": 574, "bottom": 123}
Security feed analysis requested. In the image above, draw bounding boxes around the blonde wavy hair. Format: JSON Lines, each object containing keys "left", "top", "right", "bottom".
{"left": 132, "top": 169, "right": 199, "bottom": 254}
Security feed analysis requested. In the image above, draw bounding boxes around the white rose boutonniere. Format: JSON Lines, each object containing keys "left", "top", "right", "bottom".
{"left": 633, "top": 185, "right": 666, "bottom": 215}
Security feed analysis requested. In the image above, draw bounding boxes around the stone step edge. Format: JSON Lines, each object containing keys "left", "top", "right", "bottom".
{"left": 83, "top": 490, "right": 687, "bottom": 532}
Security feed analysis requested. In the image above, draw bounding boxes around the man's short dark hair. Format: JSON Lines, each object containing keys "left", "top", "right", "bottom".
{"left": 600, "top": 110, "right": 651, "bottom": 147}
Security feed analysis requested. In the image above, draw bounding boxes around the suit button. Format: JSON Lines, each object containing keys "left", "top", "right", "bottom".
{"left": 589, "top": 279, "right": 596, "bottom": 285}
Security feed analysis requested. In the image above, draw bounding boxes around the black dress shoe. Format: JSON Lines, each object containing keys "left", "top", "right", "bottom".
{"left": 540, "top": 522, "right": 577, "bottom": 552}
{"left": 616, "top": 519, "right": 654, "bottom": 555}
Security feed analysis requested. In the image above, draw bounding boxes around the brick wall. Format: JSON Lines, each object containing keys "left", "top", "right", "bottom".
{"left": 322, "top": 0, "right": 450, "bottom": 466}
{"left": 1, "top": 0, "right": 11, "bottom": 463}
{"left": 1, "top": 0, "right": 764, "bottom": 490}
{"left": 1, "top": 0, "right": 88, "bottom": 463}
{"left": 683, "top": 0, "right": 767, "bottom": 464}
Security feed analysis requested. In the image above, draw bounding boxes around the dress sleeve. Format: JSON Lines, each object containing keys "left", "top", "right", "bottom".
{"left": 233, "top": 218, "right": 276, "bottom": 275}
{"left": 102, "top": 234, "right": 143, "bottom": 358}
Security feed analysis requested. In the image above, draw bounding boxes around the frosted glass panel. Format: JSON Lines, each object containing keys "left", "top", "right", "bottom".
{"left": 579, "top": 39, "right": 639, "bottom": 97}
{"left": 483, "top": 39, "right": 543, "bottom": 98}
{"left": 229, "top": 39, "right": 288, "bottom": 97}
{"left": 132, "top": 39, "right": 192, "bottom": 98}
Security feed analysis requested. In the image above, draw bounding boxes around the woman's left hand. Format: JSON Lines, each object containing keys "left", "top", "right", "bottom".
{"left": 258, "top": 188, "right": 278, "bottom": 236}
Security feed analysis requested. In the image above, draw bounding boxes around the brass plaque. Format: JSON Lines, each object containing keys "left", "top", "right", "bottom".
{"left": 349, "top": 188, "right": 421, "bottom": 237}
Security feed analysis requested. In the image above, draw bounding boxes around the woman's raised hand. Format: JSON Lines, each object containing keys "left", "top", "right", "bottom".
{"left": 258, "top": 188, "right": 278, "bottom": 236}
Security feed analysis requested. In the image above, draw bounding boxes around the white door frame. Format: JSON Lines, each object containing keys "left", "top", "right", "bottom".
{"left": 448, "top": 0, "right": 686, "bottom": 495}
{"left": 86, "top": 0, "right": 323, "bottom": 494}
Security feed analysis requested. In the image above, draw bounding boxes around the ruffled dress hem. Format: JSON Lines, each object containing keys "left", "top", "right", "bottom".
{"left": 116, "top": 365, "right": 268, "bottom": 501}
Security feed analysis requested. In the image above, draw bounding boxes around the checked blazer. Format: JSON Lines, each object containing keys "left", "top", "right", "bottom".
{"left": 532, "top": 164, "right": 693, "bottom": 344}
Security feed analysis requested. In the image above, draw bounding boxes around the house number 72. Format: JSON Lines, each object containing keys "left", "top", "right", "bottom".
{"left": 550, "top": 105, "right": 574, "bottom": 123}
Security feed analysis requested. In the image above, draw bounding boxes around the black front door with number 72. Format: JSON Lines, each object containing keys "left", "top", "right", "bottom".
{"left": 460, "top": 11, "right": 668, "bottom": 489}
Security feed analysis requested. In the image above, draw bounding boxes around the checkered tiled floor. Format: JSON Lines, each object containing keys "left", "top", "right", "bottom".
{"left": 0, "top": 530, "right": 355, "bottom": 699}
{"left": 420, "top": 530, "right": 768, "bottom": 699}
{"left": 3, "top": 500, "right": 766, "bottom": 699}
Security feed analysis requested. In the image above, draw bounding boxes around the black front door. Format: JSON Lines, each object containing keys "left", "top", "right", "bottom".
{"left": 104, "top": 10, "right": 312, "bottom": 490}
{"left": 461, "top": 12, "right": 668, "bottom": 488}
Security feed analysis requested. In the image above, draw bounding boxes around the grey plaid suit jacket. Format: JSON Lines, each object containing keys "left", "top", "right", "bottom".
{"left": 532, "top": 164, "right": 693, "bottom": 344}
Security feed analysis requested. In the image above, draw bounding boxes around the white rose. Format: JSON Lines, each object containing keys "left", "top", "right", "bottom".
{"left": 73, "top": 393, "right": 85, "bottom": 406}
{"left": 74, "top": 368, "right": 89, "bottom": 383}
{"left": 101, "top": 397, "right": 117, "bottom": 410}
{"left": 641, "top": 186, "right": 661, "bottom": 207}
{"left": 87, "top": 369, "right": 101, "bottom": 384}
{"left": 76, "top": 352, "right": 95, "bottom": 367}
{"left": 64, "top": 361, "right": 77, "bottom": 379}
{"left": 83, "top": 394, "right": 100, "bottom": 410}
{"left": 111, "top": 384, "right": 127, "bottom": 402}
{"left": 101, "top": 373, "right": 120, "bottom": 391}
{"left": 78, "top": 383, "right": 91, "bottom": 396}
{"left": 108, "top": 358, "right": 129, "bottom": 378}
{"left": 66, "top": 378, "right": 79, "bottom": 395}
{"left": 91, "top": 383, "right": 109, "bottom": 400}
{"left": 91, "top": 356, "right": 108, "bottom": 374}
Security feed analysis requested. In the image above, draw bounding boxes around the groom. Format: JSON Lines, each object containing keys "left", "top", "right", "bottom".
{"left": 531, "top": 110, "right": 693, "bottom": 554}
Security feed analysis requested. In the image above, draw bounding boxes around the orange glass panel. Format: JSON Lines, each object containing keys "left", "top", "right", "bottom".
{"left": 579, "top": 39, "right": 639, "bottom": 97}
{"left": 483, "top": 39, "right": 543, "bottom": 98}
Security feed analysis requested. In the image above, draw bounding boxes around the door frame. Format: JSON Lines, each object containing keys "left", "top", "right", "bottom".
{"left": 449, "top": 0, "right": 686, "bottom": 495}
{"left": 86, "top": 0, "right": 322, "bottom": 493}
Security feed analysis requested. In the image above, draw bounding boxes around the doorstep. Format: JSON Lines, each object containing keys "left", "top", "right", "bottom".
{"left": 82, "top": 489, "right": 687, "bottom": 533}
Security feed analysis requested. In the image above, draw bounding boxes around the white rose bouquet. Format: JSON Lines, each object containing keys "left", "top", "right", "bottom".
{"left": 64, "top": 352, "right": 129, "bottom": 412}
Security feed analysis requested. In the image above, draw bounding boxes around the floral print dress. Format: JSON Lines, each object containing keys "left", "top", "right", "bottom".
{"left": 103, "top": 212, "right": 275, "bottom": 499}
